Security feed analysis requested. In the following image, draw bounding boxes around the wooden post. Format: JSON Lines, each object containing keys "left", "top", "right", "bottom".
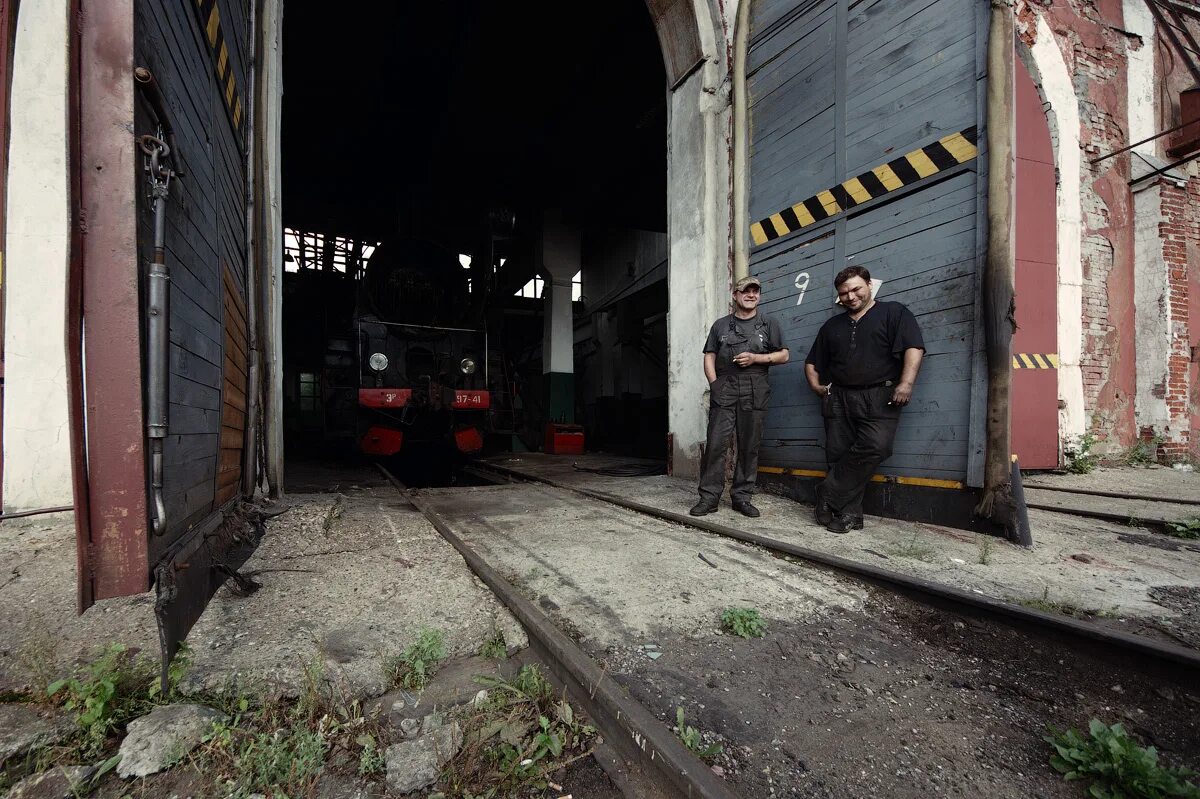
{"left": 975, "top": 0, "right": 1020, "bottom": 537}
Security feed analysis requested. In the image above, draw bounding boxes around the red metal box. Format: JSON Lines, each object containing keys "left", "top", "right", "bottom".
{"left": 544, "top": 423, "right": 585, "bottom": 455}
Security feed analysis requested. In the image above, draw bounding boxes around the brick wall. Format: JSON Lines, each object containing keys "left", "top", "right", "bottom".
{"left": 1027, "top": 0, "right": 1197, "bottom": 459}
{"left": 1159, "top": 179, "right": 1195, "bottom": 459}
{"left": 1038, "top": 0, "right": 1138, "bottom": 451}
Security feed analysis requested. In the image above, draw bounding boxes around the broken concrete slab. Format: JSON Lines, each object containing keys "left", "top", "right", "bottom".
{"left": 384, "top": 721, "right": 463, "bottom": 794}
{"left": 0, "top": 704, "right": 70, "bottom": 767}
{"left": 5, "top": 765, "right": 95, "bottom": 799}
{"left": 481, "top": 454, "right": 1200, "bottom": 640}
{"left": 0, "top": 513, "right": 158, "bottom": 694}
{"left": 179, "top": 488, "right": 527, "bottom": 699}
{"left": 116, "top": 703, "right": 225, "bottom": 778}
{"left": 417, "top": 482, "right": 868, "bottom": 648}
{"left": 366, "top": 652, "right": 533, "bottom": 728}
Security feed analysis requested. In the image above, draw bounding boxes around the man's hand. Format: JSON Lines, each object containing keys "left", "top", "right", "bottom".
{"left": 811, "top": 383, "right": 830, "bottom": 398}
{"left": 732, "top": 351, "right": 757, "bottom": 368}
{"left": 891, "top": 382, "right": 914, "bottom": 406}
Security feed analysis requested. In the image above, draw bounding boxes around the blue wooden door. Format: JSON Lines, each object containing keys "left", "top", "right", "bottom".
{"left": 747, "top": 0, "right": 988, "bottom": 488}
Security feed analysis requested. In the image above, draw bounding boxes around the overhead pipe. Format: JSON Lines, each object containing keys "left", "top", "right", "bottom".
{"left": 974, "top": 0, "right": 1025, "bottom": 542}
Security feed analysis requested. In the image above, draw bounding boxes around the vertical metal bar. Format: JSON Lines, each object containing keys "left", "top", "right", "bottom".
{"left": 242, "top": 0, "right": 260, "bottom": 498}
{"left": 73, "top": 0, "right": 149, "bottom": 602}
{"left": 0, "top": 0, "right": 18, "bottom": 514}
{"left": 147, "top": 174, "right": 170, "bottom": 535}
{"left": 833, "top": 0, "right": 848, "bottom": 278}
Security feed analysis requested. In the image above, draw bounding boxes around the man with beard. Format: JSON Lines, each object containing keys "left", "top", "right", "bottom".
{"left": 805, "top": 265, "right": 925, "bottom": 533}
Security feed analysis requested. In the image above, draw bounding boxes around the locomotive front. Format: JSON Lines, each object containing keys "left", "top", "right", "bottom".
{"left": 356, "top": 240, "right": 490, "bottom": 457}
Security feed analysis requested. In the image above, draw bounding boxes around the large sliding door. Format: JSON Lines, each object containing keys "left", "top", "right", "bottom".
{"left": 747, "top": 0, "right": 989, "bottom": 512}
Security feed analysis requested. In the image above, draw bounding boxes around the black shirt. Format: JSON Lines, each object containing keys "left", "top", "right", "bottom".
{"left": 805, "top": 301, "right": 924, "bottom": 386}
{"left": 703, "top": 313, "right": 786, "bottom": 376}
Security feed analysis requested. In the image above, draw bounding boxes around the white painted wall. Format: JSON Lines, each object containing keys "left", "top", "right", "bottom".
{"left": 666, "top": 39, "right": 731, "bottom": 477}
{"left": 1131, "top": 185, "right": 1171, "bottom": 434}
{"left": 1028, "top": 14, "right": 1086, "bottom": 445}
{"left": 1123, "top": 1, "right": 1172, "bottom": 439}
{"left": 2, "top": 0, "right": 73, "bottom": 511}
{"left": 1123, "top": 0, "right": 1156, "bottom": 158}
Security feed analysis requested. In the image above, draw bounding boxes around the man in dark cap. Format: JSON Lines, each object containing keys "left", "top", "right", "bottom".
{"left": 690, "top": 275, "right": 789, "bottom": 518}
{"left": 805, "top": 265, "right": 925, "bottom": 533}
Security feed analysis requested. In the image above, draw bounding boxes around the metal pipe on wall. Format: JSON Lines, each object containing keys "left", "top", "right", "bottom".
{"left": 145, "top": 140, "right": 172, "bottom": 535}
{"left": 975, "top": 0, "right": 1023, "bottom": 541}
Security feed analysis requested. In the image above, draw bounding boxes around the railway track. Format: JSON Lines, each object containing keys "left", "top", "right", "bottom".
{"left": 380, "top": 462, "right": 1200, "bottom": 799}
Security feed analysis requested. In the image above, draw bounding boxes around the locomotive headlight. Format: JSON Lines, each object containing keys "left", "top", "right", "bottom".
{"left": 368, "top": 352, "right": 389, "bottom": 372}
{"left": 459, "top": 357, "right": 477, "bottom": 375}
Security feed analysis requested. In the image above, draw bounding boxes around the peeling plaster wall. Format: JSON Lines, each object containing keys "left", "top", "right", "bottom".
{"left": 1018, "top": 0, "right": 1184, "bottom": 455}
{"left": 1024, "top": 13, "right": 1087, "bottom": 447}
{"left": 2, "top": 1, "right": 74, "bottom": 511}
{"left": 1132, "top": 185, "right": 1171, "bottom": 436}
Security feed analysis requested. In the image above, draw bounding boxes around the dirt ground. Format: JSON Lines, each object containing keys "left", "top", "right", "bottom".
{"left": 596, "top": 591, "right": 1200, "bottom": 799}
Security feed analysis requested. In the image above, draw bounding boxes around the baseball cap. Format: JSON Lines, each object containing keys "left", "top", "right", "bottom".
{"left": 734, "top": 275, "right": 762, "bottom": 292}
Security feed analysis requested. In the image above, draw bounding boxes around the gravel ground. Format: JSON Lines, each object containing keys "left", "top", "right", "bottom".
{"left": 592, "top": 591, "right": 1200, "bottom": 798}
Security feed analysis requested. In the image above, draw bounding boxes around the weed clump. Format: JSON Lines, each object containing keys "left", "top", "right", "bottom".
{"left": 438, "top": 665, "right": 597, "bottom": 797}
{"left": 674, "top": 707, "right": 723, "bottom": 761}
{"left": 384, "top": 628, "right": 447, "bottom": 691}
{"left": 1066, "top": 433, "right": 1101, "bottom": 474}
{"left": 1046, "top": 719, "right": 1199, "bottom": 798}
{"left": 1166, "top": 518, "right": 1200, "bottom": 540}
{"left": 721, "top": 607, "right": 767, "bottom": 639}
{"left": 480, "top": 629, "right": 508, "bottom": 661}
{"left": 47, "top": 642, "right": 190, "bottom": 757}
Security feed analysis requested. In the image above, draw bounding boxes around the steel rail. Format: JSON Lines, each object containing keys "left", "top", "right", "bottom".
{"left": 471, "top": 461, "right": 1200, "bottom": 679}
{"left": 1022, "top": 483, "right": 1200, "bottom": 506}
{"left": 1021, "top": 501, "right": 1191, "bottom": 530}
{"left": 376, "top": 464, "right": 740, "bottom": 799}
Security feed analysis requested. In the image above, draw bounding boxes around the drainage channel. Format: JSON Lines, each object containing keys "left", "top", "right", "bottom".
{"left": 378, "top": 464, "right": 740, "bottom": 799}
{"left": 468, "top": 461, "right": 1200, "bottom": 681}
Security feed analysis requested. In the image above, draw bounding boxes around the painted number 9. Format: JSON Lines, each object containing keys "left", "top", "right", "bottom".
{"left": 794, "top": 272, "right": 810, "bottom": 306}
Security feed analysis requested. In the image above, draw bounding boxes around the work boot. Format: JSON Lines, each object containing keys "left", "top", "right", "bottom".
{"left": 732, "top": 501, "right": 760, "bottom": 518}
{"left": 689, "top": 501, "right": 718, "bottom": 517}
{"left": 813, "top": 483, "right": 833, "bottom": 526}
{"left": 826, "top": 513, "right": 863, "bottom": 534}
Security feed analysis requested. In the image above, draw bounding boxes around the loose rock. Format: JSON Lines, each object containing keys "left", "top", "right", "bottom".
{"left": 385, "top": 721, "right": 463, "bottom": 794}
{"left": 6, "top": 765, "right": 96, "bottom": 799}
{"left": 0, "top": 705, "right": 69, "bottom": 767}
{"left": 116, "top": 703, "right": 226, "bottom": 778}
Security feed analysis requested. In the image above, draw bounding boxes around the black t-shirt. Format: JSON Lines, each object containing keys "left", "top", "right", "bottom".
{"left": 805, "top": 301, "right": 924, "bottom": 386}
{"left": 703, "top": 313, "right": 786, "bottom": 375}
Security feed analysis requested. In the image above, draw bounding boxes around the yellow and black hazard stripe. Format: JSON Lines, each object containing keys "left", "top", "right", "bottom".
{"left": 759, "top": 465, "right": 964, "bottom": 490}
{"left": 1012, "top": 353, "right": 1059, "bottom": 369}
{"left": 750, "top": 126, "right": 978, "bottom": 247}
{"left": 192, "top": 0, "right": 244, "bottom": 135}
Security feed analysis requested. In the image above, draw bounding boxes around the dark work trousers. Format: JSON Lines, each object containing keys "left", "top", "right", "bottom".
{"left": 697, "top": 372, "right": 769, "bottom": 505}
{"left": 820, "top": 385, "right": 902, "bottom": 518}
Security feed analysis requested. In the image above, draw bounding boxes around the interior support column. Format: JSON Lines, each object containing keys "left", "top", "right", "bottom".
{"left": 541, "top": 213, "right": 580, "bottom": 423}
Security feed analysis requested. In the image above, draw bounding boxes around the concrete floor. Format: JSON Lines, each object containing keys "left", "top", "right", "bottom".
{"left": 415, "top": 482, "right": 868, "bottom": 649}
{"left": 481, "top": 454, "right": 1200, "bottom": 636}
{"left": 0, "top": 486, "right": 528, "bottom": 699}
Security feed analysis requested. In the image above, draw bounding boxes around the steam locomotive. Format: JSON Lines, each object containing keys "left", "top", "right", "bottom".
{"left": 354, "top": 239, "right": 493, "bottom": 458}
